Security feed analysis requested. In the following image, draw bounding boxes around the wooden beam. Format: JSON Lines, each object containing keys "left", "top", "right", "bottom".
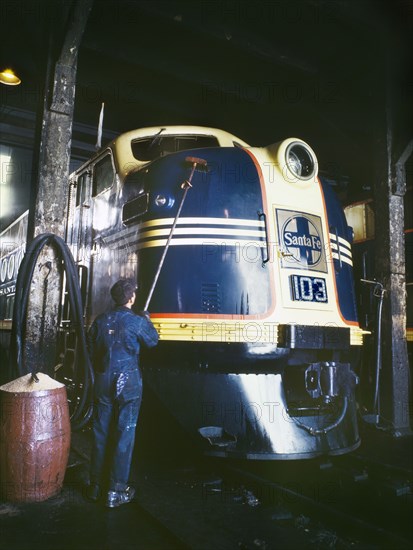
{"left": 374, "top": 54, "right": 411, "bottom": 435}
{"left": 25, "top": 0, "right": 93, "bottom": 376}
{"left": 33, "top": 0, "right": 94, "bottom": 238}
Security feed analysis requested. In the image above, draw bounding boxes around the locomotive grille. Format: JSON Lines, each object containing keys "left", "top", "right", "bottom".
{"left": 201, "top": 282, "right": 221, "bottom": 313}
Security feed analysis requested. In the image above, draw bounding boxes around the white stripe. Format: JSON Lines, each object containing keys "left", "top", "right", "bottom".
{"left": 103, "top": 217, "right": 265, "bottom": 245}
{"left": 137, "top": 227, "right": 264, "bottom": 240}
{"left": 329, "top": 233, "right": 352, "bottom": 251}
{"left": 330, "top": 241, "right": 353, "bottom": 259}
{"left": 135, "top": 238, "right": 266, "bottom": 250}
{"left": 331, "top": 252, "right": 353, "bottom": 266}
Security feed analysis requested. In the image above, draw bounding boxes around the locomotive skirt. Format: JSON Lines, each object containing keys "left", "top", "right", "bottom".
{"left": 90, "top": 368, "right": 142, "bottom": 492}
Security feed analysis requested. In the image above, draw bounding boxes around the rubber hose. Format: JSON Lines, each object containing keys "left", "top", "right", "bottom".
{"left": 10, "top": 233, "right": 94, "bottom": 429}
{"left": 11, "top": 233, "right": 93, "bottom": 428}
{"left": 291, "top": 397, "right": 348, "bottom": 436}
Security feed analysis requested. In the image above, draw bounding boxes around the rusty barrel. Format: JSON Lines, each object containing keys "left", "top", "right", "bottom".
{"left": 0, "top": 373, "right": 71, "bottom": 502}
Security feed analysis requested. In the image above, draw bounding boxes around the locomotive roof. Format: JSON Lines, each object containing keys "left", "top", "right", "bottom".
{"left": 71, "top": 126, "right": 250, "bottom": 180}
{"left": 113, "top": 126, "right": 250, "bottom": 178}
{"left": 115, "top": 125, "right": 249, "bottom": 146}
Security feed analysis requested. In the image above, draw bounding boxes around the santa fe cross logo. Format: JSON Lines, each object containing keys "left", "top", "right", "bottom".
{"left": 276, "top": 209, "right": 327, "bottom": 272}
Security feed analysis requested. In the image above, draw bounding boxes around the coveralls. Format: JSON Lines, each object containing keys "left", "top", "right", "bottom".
{"left": 87, "top": 306, "right": 159, "bottom": 491}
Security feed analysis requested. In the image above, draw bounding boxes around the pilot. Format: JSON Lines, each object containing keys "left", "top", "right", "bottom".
{"left": 86, "top": 278, "right": 158, "bottom": 507}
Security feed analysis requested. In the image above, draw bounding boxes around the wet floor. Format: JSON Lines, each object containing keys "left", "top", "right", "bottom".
{"left": 1, "top": 415, "right": 412, "bottom": 550}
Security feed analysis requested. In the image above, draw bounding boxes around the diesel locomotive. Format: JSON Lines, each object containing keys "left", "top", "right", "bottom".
{"left": 2, "top": 126, "right": 367, "bottom": 459}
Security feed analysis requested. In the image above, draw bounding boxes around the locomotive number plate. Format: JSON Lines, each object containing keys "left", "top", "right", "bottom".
{"left": 290, "top": 275, "right": 328, "bottom": 303}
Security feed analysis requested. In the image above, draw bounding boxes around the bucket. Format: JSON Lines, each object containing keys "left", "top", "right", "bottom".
{"left": 0, "top": 373, "right": 71, "bottom": 502}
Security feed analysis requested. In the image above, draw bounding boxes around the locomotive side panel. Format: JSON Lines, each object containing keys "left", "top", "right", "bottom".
{"left": 0, "top": 211, "right": 28, "bottom": 326}
{"left": 320, "top": 179, "right": 358, "bottom": 324}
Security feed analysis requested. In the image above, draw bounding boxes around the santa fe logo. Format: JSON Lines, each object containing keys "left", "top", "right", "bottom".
{"left": 276, "top": 209, "right": 327, "bottom": 272}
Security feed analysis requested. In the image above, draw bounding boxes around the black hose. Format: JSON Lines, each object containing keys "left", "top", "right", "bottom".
{"left": 10, "top": 233, "right": 94, "bottom": 430}
{"left": 291, "top": 397, "right": 348, "bottom": 436}
{"left": 372, "top": 283, "right": 385, "bottom": 417}
{"left": 360, "top": 278, "right": 385, "bottom": 423}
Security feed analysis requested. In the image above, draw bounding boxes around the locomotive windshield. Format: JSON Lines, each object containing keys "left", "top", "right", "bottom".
{"left": 131, "top": 134, "right": 219, "bottom": 161}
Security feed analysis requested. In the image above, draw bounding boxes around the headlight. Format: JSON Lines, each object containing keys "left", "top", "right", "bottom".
{"left": 154, "top": 194, "right": 174, "bottom": 208}
{"left": 285, "top": 142, "right": 317, "bottom": 181}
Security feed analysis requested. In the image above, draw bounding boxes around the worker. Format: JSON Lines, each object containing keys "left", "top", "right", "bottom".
{"left": 86, "top": 278, "right": 159, "bottom": 507}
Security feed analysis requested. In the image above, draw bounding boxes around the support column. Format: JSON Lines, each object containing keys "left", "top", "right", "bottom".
{"left": 32, "top": 0, "right": 94, "bottom": 238}
{"left": 25, "top": 0, "right": 93, "bottom": 374}
{"left": 374, "top": 55, "right": 411, "bottom": 435}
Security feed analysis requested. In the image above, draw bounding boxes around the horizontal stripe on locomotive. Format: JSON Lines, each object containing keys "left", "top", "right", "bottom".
{"left": 102, "top": 217, "right": 265, "bottom": 247}
{"left": 328, "top": 233, "right": 353, "bottom": 266}
{"left": 329, "top": 241, "right": 353, "bottom": 260}
{"left": 123, "top": 237, "right": 267, "bottom": 251}
{"left": 329, "top": 233, "right": 352, "bottom": 252}
{"left": 331, "top": 252, "right": 353, "bottom": 266}
{"left": 139, "top": 217, "right": 266, "bottom": 229}
{"left": 152, "top": 319, "right": 279, "bottom": 343}
{"left": 138, "top": 227, "right": 265, "bottom": 240}
{"left": 150, "top": 318, "right": 366, "bottom": 346}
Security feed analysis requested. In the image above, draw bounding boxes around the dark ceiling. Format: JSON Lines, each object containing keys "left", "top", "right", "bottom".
{"left": 1, "top": 0, "right": 412, "bottom": 198}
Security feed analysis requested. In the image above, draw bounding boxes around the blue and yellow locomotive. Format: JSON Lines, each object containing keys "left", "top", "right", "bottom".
{"left": 64, "top": 126, "right": 365, "bottom": 459}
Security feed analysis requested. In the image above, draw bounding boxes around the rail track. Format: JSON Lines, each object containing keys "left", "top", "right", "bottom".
{"left": 66, "top": 429, "right": 413, "bottom": 549}
{"left": 217, "top": 452, "right": 412, "bottom": 549}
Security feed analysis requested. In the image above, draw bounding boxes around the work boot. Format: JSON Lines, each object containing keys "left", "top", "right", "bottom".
{"left": 106, "top": 486, "right": 136, "bottom": 508}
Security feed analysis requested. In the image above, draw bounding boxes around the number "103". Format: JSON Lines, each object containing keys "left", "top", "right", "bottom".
{"left": 290, "top": 275, "right": 328, "bottom": 303}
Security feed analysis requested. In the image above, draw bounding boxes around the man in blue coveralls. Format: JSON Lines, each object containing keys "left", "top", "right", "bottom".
{"left": 87, "top": 278, "right": 159, "bottom": 507}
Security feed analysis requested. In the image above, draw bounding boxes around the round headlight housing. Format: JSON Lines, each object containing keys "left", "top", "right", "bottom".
{"left": 285, "top": 142, "right": 317, "bottom": 181}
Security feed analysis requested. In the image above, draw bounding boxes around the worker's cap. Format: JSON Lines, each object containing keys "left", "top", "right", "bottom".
{"left": 110, "top": 279, "right": 138, "bottom": 305}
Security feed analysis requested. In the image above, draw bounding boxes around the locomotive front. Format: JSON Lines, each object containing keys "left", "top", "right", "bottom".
{"left": 123, "top": 134, "right": 364, "bottom": 459}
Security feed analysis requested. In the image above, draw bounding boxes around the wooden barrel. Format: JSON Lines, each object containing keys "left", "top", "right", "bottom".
{"left": 0, "top": 377, "right": 71, "bottom": 503}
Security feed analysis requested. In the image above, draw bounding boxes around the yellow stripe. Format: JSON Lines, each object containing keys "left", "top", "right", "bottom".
{"left": 351, "top": 327, "right": 370, "bottom": 346}
{"left": 152, "top": 318, "right": 367, "bottom": 346}
{"left": 152, "top": 318, "right": 279, "bottom": 343}
{"left": 138, "top": 217, "right": 265, "bottom": 230}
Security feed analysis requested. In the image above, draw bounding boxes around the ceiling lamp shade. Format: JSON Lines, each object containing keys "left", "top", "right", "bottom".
{"left": 0, "top": 68, "right": 21, "bottom": 85}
